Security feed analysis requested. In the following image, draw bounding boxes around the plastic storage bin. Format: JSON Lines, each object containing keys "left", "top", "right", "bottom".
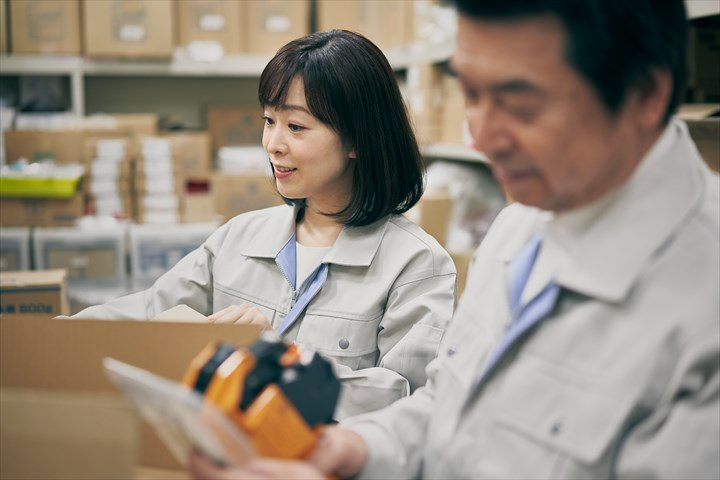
{"left": 33, "top": 225, "right": 127, "bottom": 288}
{"left": 0, "top": 227, "right": 32, "bottom": 271}
{"left": 129, "top": 221, "right": 219, "bottom": 290}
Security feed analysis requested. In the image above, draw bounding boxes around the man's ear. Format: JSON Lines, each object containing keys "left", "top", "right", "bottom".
{"left": 636, "top": 68, "right": 673, "bottom": 130}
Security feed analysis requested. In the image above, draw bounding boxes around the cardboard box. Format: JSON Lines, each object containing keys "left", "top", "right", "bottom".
{"left": 0, "top": 0, "right": 7, "bottom": 53}
{"left": 0, "top": 316, "right": 261, "bottom": 471}
{"left": 182, "top": 176, "right": 217, "bottom": 223}
{"left": 678, "top": 103, "right": 720, "bottom": 172}
{"left": 449, "top": 249, "right": 475, "bottom": 298}
{"left": 441, "top": 75, "right": 467, "bottom": 145}
{"left": 0, "top": 193, "right": 85, "bottom": 227}
{"left": 206, "top": 105, "right": 265, "bottom": 153}
{"left": 245, "top": 0, "right": 309, "bottom": 54}
{"left": 4, "top": 129, "right": 87, "bottom": 165}
{"left": 83, "top": 0, "right": 174, "bottom": 58}
{"left": 414, "top": 189, "right": 453, "bottom": 247}
{"left": 317, "top": 0, "right": 414, "bottom": 51}
{"left": 213, "top": 173, "right": 283, "bottom": 222}
{"left": 9, "top": 0, "right": 81, "bottom": 54}
{"left": 108, "top": 113, "right": 159, "bottom": 137}
{"left": 0, "top": 269, "right": 69, "bottom": 316}
{"left": 167, "top": 131, "right": 213, "bottom": 176}
{"left": 176, "top": 0, "right": 244, "bottom": 54}
{"left": 1, "top": 388, "right": 139, "bottom": 480}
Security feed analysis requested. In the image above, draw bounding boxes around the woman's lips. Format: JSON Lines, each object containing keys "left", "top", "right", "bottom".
{"left": 273, "top": 165, "right": 297, "bottom": 179}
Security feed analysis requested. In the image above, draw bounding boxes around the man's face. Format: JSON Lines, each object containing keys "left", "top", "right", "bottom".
{"left": 452, "top": 14, "right": 644, "bottom": 212}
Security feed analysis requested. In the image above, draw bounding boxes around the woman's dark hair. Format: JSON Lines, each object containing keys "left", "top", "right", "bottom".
{"left": 258, "top": 29, "right": 424, "bottom": 227}
{"left": 452, "top": 0, "right": 687, "bottom": 124}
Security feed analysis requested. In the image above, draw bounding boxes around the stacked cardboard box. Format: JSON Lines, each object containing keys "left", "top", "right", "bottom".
{"left": 245, "top": 0, "right": 310, "bottom": 54}
{"left": 406, "top": 64, "right": 444, "bottom": 144}
{"left": 316, "top": 0, "right": 414, "bottom": 51}
{"left": 9, "top": 0, "right": 81, "bottom": 54}
{"left": 83, "top": 0, "right": 174, "bottom": 58}
{"left": 176, "top": 0, "right": 244, "bottom": 56}
{"left": 0, "top": 269, "right": 69, "bottom": 316}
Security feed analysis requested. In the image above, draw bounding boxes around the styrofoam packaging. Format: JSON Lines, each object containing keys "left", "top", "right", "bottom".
{"left": 141, "top": 178, "right": 176, "bottom": 194}
{"left": 91, "top": 159, "right": 123, "bottom": 178}
{"left": 141, "top": 210, "right": 180, "bottom": 225}
{"left": 90, "top": 179, "right": 122, "bottom": 196}
{"left": 32, "top": 225, "right": 128, "bottom": 288}
{"left": 129, "top": 221, "right": 219, "bottom": 289}
{"left": 142, "top": 194, "right": 179, "bottom": 210}
{"left": 94, "top": 194, "right": 125, "bottom": 215}
{"left": 142, "top": 156, "right": 175, "bottom": 175}
{"left": 96, "top": 139, "right": 127, "bottom": 158}
{"left": 141, "top": 138, "right": 172, "bottom": 157}
{"left": 0, "top": 227, "right": 32, "bottom": 271}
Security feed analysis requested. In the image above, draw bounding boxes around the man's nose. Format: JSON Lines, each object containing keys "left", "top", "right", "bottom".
{"left": 466, "top": 103, "right": 513, "bottom": 159}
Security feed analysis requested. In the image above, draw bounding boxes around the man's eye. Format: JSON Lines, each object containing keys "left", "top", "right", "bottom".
{"left": 262, "top": 116, "right": 274, "bottom": 126}
{"left": 289, "top": 124, "right": 305, "bottom": 132}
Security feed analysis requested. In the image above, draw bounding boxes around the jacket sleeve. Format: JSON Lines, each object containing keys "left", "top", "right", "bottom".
{"left": 615, "top": 322, "right": 720, "bottom": 479}
{"left": 67, "top": 223, "right": 228, "bottom": 320}
{"left": 333, "top": 259, "right": 456, "bottom": 420}
{"left": 340, "top": 357, "right": 441, "bottom": 479}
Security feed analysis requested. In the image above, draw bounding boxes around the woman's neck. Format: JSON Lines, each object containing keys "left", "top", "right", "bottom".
{"left": 296, "top": 208, "right": 343, "bottom": 247}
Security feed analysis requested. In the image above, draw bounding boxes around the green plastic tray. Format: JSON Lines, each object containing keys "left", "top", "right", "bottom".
{"left": 0, "top": 176, "right": 82, "bottom": 199}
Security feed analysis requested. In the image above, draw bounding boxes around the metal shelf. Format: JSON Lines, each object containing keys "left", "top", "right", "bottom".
{"left": 420, "top": 143, "right": 489, "bottom": 165}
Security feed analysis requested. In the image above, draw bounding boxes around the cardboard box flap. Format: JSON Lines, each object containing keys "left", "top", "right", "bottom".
{"left": 1, "top": 388, "right": 138, "bottom": 480}
{"left": 0, "top": 269, "right": 67, "bottom": 289}
{"left": 0, "top": 316, "right": 261, "bottom": 470}
{"left": 677, "top": 103, "right": 720, "bottom": 120}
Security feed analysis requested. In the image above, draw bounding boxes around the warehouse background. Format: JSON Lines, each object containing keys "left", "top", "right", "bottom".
{"left": 0, "top": 0, "right": 718, "bottom": 316}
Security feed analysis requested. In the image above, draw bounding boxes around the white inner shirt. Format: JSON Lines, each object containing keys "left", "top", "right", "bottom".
{"left": 295, "top": 242, "right": 331, "bottom": 287}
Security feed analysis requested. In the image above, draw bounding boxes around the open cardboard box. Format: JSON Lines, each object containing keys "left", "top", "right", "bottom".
{"left": 0, "top": 315, "right": 260, "bottom": 479}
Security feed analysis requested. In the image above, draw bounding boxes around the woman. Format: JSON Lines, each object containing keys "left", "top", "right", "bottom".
{"left": 71, "top": 30, "right": 456, "bottom": 419}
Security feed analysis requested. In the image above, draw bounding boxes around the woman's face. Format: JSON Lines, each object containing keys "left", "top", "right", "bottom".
{"left": 262, "top": 76, "right": 355, "bottom": 215}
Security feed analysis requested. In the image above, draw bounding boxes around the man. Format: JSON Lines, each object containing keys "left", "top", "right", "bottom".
{"left": 189, "top": 0, "right": 720, "bottom": 478}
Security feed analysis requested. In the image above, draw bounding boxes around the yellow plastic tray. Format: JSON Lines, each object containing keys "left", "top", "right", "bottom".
{"left": 0, "top": 176, "right": 82, "bottom": 199}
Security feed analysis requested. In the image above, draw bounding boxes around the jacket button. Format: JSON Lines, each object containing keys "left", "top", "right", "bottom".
{"left": 447, "top": 344, "right": 459, "bottom": 356}
{"left": 338, "top": 338, "right": 350, "bottom": 349}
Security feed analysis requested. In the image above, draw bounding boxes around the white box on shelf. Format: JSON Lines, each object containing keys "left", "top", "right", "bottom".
{"left": 33, "top": 225, "right": 128, "bottom": 288}
{"left": 0, "top": 227, "right": 32, "bottom": 271}
{"left": 129, "top": 222, "right": 219, "bottom": 290}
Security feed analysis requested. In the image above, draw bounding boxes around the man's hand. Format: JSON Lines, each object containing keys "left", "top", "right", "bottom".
{"left": 187, "top": 451, "right": 325, "bottom": 480}
{"left": 187, "top": 426, "right": 368, "bottom": 480}
{"left": 208, "top": 305, "right": 272, "bottom": 331}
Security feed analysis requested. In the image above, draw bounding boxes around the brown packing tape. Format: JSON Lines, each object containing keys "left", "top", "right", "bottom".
{"left": 0, "top": 316, "right": 261, "bottom": 470}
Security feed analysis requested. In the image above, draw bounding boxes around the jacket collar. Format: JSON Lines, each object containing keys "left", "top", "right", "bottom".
{"left": 496, "top": 119, "right": 707, "bottom": 303}
{"left": 239, "top": 204, "right": 389, "bottom": 267}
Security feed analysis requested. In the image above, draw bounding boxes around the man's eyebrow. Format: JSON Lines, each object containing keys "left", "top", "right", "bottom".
{"left": 490, "top": 80, "right": 544, "bottom": 95}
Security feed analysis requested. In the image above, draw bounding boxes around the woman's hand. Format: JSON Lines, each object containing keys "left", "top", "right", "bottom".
{"left": 208, "top": 304, "right": 273, "bottom": 331}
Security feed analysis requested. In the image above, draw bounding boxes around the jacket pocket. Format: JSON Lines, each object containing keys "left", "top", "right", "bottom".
{"left": 490, "top": 357, "right": 636, "bottom": 468}
{"left": 295, "top": 313, "right": 381, "bottom": 369}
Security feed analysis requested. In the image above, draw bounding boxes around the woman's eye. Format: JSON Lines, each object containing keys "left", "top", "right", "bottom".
{"left": 288, "top": 123, "right": 305, "bottom": 132}
{"left": 262, "top": 116, "right": 274, "bottom": 126}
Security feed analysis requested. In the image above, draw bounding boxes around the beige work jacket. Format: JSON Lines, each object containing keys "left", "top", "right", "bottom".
{"left": 346, "top": 119, "right": 720, "bottom": 478}
{"left": 73, "top": 205, "right": 456, "bottom": 418}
